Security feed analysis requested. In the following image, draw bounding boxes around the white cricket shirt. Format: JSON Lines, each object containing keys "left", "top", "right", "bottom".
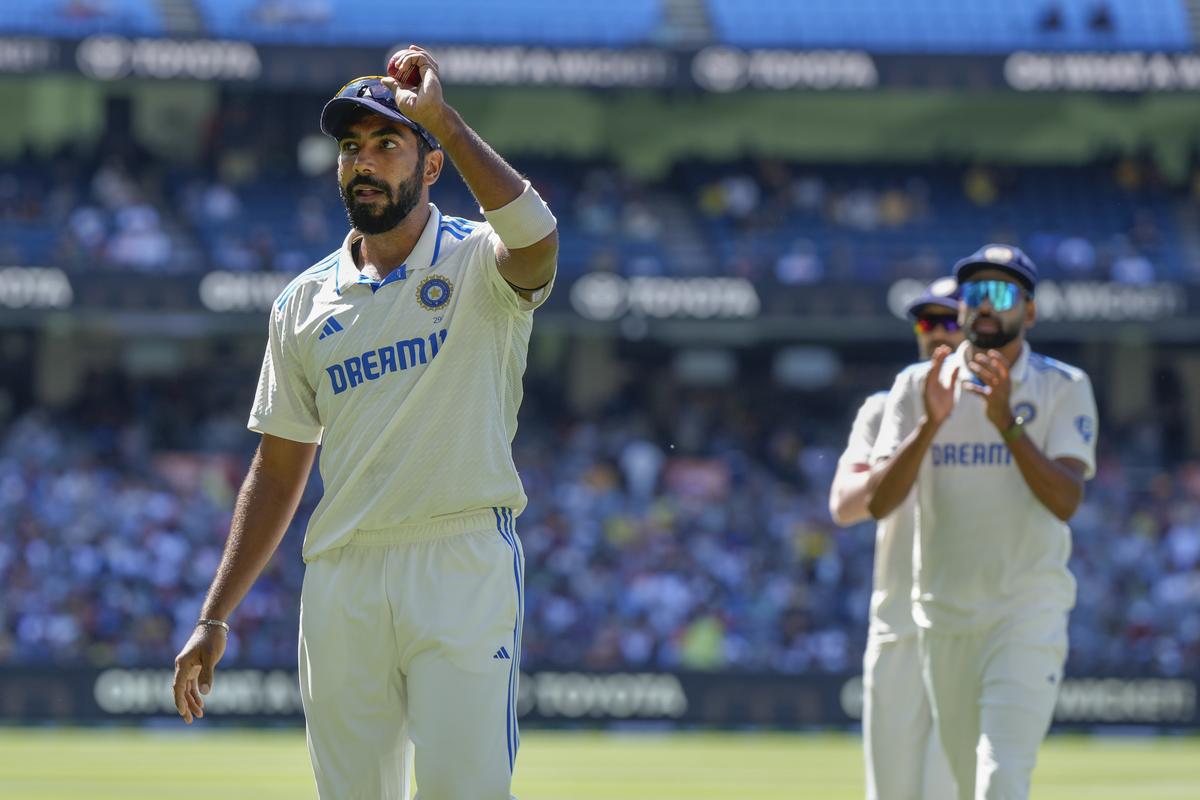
{"left": 248, "top": 204, "right": 552, "bottom": 560}
{"left": 839, "top": 391, "right": 919, "bottom": 642}
{"left": 871, "top": 341, "right": 1098, "bottom": 633}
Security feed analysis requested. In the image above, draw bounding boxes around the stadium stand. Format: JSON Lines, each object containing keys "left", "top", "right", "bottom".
{"left": 0, "top": 0, "right": 164, "bottom": 37}
{"left": 708, "top": 0, "right": 1193, "bottom": 52}
{"left": 1, "top": 150, "right": 1192, "bottom": 283}
{"left": 192, "top": 0, "right": 664, "bottom": 46}
{"left": 0, "top": 0, "right": 1195, "bottom": 695}
{"left": 3, "top": 1, "right": 1187, "bottom": 51}
{"left": 0, "top": 368, "right": 1195, "bottom": 676}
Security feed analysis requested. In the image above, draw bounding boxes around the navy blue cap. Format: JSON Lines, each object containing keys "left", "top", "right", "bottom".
{"left": 953, "top": 244, "right": 1038, "bottom": 294}
{"left": 906, "top": 276, "right": 960, "bottom": 320}
{"left": 320, "top": 76, "right": 439, "bottom": 151}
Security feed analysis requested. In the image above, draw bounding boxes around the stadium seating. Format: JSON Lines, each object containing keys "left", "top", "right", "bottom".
{"left": 192, "top": 0, "right": 664, "bottom": 46}
{"left": 2, "top": 154, "right": 1187, "bottom": 284}
{"left": 2, "top": 377, "right": 1196, "bottom": 675}
{"left": 2, "top": 1, "right": 1189, "bottom": 52}
{"left": 708, "top": 0, "right": 1193, "bottom": 52}
{"left": 683, "top": 161, "right": 1185, "bottom": 282}
{"left": 0, "top": 0, "right": 163, "bottom": 37}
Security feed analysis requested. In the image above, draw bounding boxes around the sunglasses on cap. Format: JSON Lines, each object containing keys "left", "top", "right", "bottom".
{"left": 913, "top": 316, "right": 961, "bottom": 334}
{"left": 328, "top": 76, "right": 439, "bottom": 150}
{"left": 334, "top": 74, "right": 393, "bottom": 100}
{"left": 961, "top": 280, "right": 1023, "bottom": 312}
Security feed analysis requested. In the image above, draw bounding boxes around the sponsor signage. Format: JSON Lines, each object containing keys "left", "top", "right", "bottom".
{"left": 1053, "top": 678, "right": 1198, "bottom": 724}
{"left": 1005, "top": 51, "right": 1200, "bottom": 92}
{"left": 0, "top": 267, "right": 73, "bottom": 309}
{"left": 569, "top": 273, "right": 762, "bottom": 321}
{"left": 691, "top": 46, "right": 879, "bottom": 92}
{"left": 93, "top": 668, "right": 303, "bottom": 716}
{"left": 0, "top": 37, "right": 59, "bottom": 73}
{"left": 75, "top": 35, "right": 261, "bottom": 81}
{"left": 7, "top": 35, "right": 1200, "bottom": 94}
{"left": 417, "top": 45, "right": 678, "bottom": 89}
{"left": 198, "top": 271, "right": 294, "bottom": 313}
{"left": 0, "top": 267, "right": 1194, "bottom": 326}
{"left": 519, "top": 671, "right": 688, "bottom": 719}
{"left": 0, "top": 667, "right": 1195, "bottom": 728}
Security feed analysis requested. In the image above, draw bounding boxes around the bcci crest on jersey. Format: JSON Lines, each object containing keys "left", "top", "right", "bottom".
{"left": 418, "top": 275, "right": 453, "bottom": 310}
{"left": 1075, "top": 415, "right": 1094, "bottom": 443}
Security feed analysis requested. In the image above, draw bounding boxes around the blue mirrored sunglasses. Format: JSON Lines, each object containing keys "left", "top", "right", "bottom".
{"left": 962, "top": 280, "right": 1022, "bottom": 312}
{"left": 336, "top": 75, "right": 390, "bottom": 100}
{"left": 331, "top": 76, "right": 438, "bottom": 150}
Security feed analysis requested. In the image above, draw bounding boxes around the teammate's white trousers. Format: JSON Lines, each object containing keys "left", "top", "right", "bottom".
{"left": 919, "top": 613, "right": 1067, "bottom": 800}
{"left": 298, "top": 508, "right": 524, "bottom": 800}
{"left": 862, "top": 634, "right": 955, "bottom": 800}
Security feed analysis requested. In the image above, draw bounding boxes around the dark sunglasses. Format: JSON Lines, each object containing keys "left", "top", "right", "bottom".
{"left": 332, "top": 76, "right": 439, "bottom": 150}
{"left": 961, "top": 280, "right": 1022, "bottom": 312}
{"left": 913, "top": 316, "right": 961, "bottom": 334}
{"left": 335, "top": 75, "right": 392, "bottom": 99}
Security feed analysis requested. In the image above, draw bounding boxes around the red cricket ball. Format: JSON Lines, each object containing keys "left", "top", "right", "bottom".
{"left": 388, "top": 51, "right": 422, "bottom": 91}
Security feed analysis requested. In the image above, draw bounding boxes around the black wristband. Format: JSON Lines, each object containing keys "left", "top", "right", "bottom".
{"left": 504, "top": 276, "right": 552, "bottom": 293}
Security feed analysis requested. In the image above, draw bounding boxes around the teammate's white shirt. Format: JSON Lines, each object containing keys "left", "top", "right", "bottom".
{"left": 248, "top": 203, "right": 552, "bottom": 561}
{"left": 871, "top": 341, "right": 1097, "bottom": 633}
{"left": 838, "top": 391, "right": 918, "bottom": 641}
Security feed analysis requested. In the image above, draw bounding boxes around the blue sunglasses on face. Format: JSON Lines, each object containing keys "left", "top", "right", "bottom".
{"left": 962, "top": 280, "right": 1022, "bottom": 312}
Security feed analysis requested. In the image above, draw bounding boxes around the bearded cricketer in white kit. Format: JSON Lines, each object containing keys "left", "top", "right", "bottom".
{"left": 829, "top": 277, "right": 960, "bottom": 800}
{"left": 170, "top": 45, "right": 557, "bottom": 800}
{"left": 866, "top": 245, "right": 1097, "bottom": 800}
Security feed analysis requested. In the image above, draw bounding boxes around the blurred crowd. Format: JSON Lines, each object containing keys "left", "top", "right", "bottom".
{"left": 1, "top": 371, "right": 1196, "bottom": 678}
{"left": 3, "top": 143, "right": 1198, "bottom": 284}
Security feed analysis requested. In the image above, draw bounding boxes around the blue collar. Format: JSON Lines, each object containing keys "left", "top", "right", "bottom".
{"left": 334, "top": 204, "right": 443, "bottom": 294}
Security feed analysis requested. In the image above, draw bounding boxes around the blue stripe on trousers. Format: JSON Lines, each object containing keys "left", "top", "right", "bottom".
{"left": 504, "top": 508, "right": 524, "bottom": 757}
{"left": 493, "top": 507, "right": 522, "bottom": 773}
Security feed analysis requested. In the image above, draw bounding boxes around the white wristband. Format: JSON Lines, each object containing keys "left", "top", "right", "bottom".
{"left": 481, "top": 181, "right": 557, "bottom": 250}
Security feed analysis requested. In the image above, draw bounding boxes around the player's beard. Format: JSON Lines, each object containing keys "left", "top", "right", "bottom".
{"left": 340, "top": 158, "right": 424, "bottom": 235}
{"left": 966, "top": 311, "right": 1021, "bottom": 349}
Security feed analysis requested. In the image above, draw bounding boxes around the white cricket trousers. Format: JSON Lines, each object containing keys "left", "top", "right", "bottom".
{"left": 862, "top": 634, "right": 955, "bottom": 800}
{"left": 919, "top": 613, "right": 1067, "bottom": 800}
{"left": 298, "top": 508, "right": 524, "bottom": 800}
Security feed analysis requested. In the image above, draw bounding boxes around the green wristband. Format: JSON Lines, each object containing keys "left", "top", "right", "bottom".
{"left": 1001, "top": 417, "right": 1026, "bottom": 443}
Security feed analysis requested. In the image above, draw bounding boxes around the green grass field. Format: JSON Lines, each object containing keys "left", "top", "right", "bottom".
{"left": 0, "top": 728, "right": 1196, "bottom": 799}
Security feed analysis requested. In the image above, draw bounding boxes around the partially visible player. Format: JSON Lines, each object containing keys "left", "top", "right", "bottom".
{"left": 171, "top": 45, "right": 557, "bottom": 800}
{"left": 867, "top": 245, "right": 1098, "bottom": 800}
{"left": 829, "top": 277, "right": 960, "bottom": 800}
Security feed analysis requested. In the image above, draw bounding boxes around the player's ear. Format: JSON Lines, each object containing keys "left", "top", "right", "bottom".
{"left": 1024, "top": 296, "right": 1037, "bottom": 329}
{"left": 423, "top": 148, "right": 444, "bottom": 187}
